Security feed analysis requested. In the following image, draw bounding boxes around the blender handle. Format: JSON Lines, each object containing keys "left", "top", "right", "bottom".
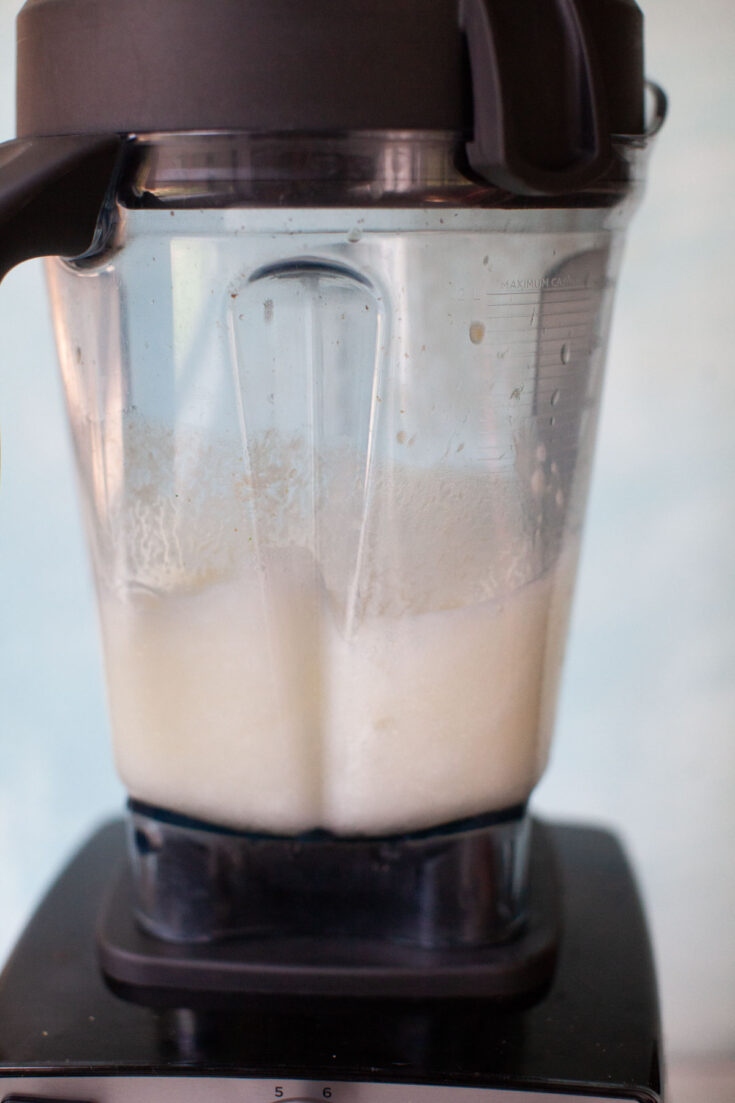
{"left": 459, "top": 0, "right": 612, "bottom": 195}
{"left": 0, "top": 133, "right": 123, "bottom": 285}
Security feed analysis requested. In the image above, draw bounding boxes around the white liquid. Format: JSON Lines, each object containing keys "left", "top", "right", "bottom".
{"left": 102, "top": 546, "right": 571, "bottom": 835}
{"left": 93, "top": 419, "right": 578, "bottom": 835}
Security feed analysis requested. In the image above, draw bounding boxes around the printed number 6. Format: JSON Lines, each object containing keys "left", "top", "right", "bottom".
{"left": 323, "top": 1091, "right": 332, "bottom": 1099}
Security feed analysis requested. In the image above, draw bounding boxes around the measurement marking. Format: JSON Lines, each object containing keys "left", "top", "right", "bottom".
{"left": 536, "top": 363, "right": 587, "bottom": 374}
{"left": 480, "top": 322, "right": 546, "bottom": 335}
{"left": 482, "top": 303, "right": 595, "bottom": 320}
{"left": 482, "top": 321, "right": 593, "bottom": 336}
{"left": 479, "top": 305, "right": 593, "bottom": 320}
{"left": 486, "top": 291, "right": 598, "bottom": 304}
{"left": 487, "top": 286, "right": 598, "bottom": 294}
{"left": 537, "top": 325, "right": 595, "bottom": 337}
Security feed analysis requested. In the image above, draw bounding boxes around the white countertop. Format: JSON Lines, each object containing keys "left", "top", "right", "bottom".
{"left": 668, "top": 1058, "right": 735, "bottom": 1103}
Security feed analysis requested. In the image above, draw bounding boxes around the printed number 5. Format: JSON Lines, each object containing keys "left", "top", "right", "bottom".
{"left": 275, "top": 1090, "right": 283, "bottom": 1098}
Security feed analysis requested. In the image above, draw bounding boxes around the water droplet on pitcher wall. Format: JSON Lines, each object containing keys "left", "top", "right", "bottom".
{"left": 550, "top": 389, "right": 561, "bottom": 406}
{"left": 469, "top": 322, "right": 486, "bottom": 345}
{"left": 396, "top": 431, "right": 407, "bottom": 445}
{"left": 560, "top": 342, "right": 571, "bottom": 364}
{"left": 347, "top": 228, "right": 362, "bottom": 243}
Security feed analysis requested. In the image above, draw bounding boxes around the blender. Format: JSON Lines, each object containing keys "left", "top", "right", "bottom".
{"left": 0, "top": 0, "right": 666, "bottom": 1099}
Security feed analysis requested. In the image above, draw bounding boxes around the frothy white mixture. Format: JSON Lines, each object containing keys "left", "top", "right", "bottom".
{"left": 98, "top": 433, "right": 575, "bottom": 835}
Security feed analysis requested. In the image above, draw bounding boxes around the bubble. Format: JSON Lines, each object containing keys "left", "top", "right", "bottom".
{"left": 560, "top": 343, "right": 571, "bottom": 364}
{"left": 469, "top": 322, "right": 486, "bottom": 345}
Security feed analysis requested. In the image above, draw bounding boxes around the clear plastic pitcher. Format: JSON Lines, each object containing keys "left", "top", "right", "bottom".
{"left": 43, "top": 128, "right": 654, "bottom": 837}
{"left": 0, "top": 0, "right": 666, "bottom": 961}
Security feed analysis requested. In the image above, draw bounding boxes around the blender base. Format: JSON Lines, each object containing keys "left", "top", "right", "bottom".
{"left": 122, "top": 801, "right": 536, "bottom": 949}
{"left": 98, "top": 817, "right": 559, "bottom": 1003}
{"left": 0, "top": 819, "right": 663, "bottom": 1101}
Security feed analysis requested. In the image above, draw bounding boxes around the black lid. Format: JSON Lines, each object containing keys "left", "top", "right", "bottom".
{"left": 15, "top": 0, "right": 646, "bottom": 196}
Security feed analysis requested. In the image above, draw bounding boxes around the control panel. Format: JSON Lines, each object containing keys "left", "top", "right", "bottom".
{"left": 0, "top": 1076, "right": 643, "bottom": 1103}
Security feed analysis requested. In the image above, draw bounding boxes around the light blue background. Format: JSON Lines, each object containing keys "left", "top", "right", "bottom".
{"left": 0, "top": 0, "right": 733, "bottom": 1059}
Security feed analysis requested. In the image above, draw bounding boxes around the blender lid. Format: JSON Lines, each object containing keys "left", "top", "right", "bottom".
{"left": 0, "top": 0, "right": 652, "bottom": 282}
{"left": 14, "top": 0, "right": 646, "bottom": 196}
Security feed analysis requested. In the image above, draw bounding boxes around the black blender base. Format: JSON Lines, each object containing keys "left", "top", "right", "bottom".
{"left": 98, "top": 818, "right": 559, "bottom": 1003}
{"left": 0, "top": 819, "right": 663, "bottom": 1101}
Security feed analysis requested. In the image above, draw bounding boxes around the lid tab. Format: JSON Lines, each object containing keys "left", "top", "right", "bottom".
{"left": 461, "top": 0, "right": 611, "bottom": 194}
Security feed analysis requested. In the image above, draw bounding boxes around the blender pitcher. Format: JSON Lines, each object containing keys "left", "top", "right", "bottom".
{"left": 47, "top": 143, "right": 629, "bottom": 841}
{"left": 0, "top": 0, "right": 664, "bottom": 983}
